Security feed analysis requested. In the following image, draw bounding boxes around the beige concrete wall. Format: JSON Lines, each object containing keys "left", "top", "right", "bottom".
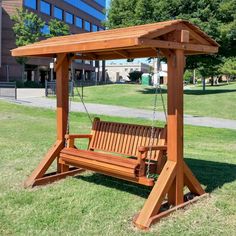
{"left": 106, "top": 63, "right": 153, "bottom": 82}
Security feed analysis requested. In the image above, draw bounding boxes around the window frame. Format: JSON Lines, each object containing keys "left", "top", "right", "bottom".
{"left": 65, "top": 11, "right": 74, "bottom": 25}
{"left": 84, "top": 20, "right": 91, "bottom": 32}
{"left": 40, "top": 0, "right": 51, "bottom": 16}
{"left": 54, "top": 6, "right": 63, "bottom": 20}
{"left": 24, "top": 0, "right": 37, "bottom": 10}
{"left": 75, "top": 17, "right": 83, "bottom": 29}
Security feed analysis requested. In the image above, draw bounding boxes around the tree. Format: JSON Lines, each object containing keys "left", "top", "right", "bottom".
{"left": 219, "top": 57, "right": 236, "bottom": 82}
{"left": 106, "top": 0, "right": 236, "bottom": 83}
{"left": 128, "top": 71, "right": 143, "bottom": 83}
{"left": 11, "top": 8, "right": 45, "bottom": 81}
{"left": 47, "top": 19, "right": 70, "bottom": 38}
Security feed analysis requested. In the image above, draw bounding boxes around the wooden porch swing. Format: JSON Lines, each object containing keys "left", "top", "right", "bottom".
{"left": 12, "top": 19, "right": 219, "bottom": 229}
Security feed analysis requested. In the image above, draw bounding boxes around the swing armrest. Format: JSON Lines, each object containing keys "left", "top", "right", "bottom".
{"left": 65, "top": 134, "right": 93, "bottom": 148}
{"left": 138, "top": 145, "right": 167, "bottom": 153}
{"left": 65, "top": 134, "right": 93, "bottom": 139}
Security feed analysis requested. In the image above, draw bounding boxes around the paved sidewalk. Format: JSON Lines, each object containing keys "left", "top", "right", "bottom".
{"left": 17, "top": 88, "right": 45, "bottom": 99}
{"left": 5, "top": 97, "right": 236, "bottom": 130}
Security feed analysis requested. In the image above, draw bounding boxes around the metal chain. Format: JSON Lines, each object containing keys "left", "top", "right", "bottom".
{"left": 66, "top": 83, "right": 72, "bottom": 135}
{"left": 159, "top": 85, "right": 167, "bottom": 122}
{"left": 74, "top": 83, "right": 93, "bottom": 125}
{"left": 146, "top": 83, "right": 159, "bottom": 178}
{"left": 146, "top": 50, "right": 167, "bottom": 178}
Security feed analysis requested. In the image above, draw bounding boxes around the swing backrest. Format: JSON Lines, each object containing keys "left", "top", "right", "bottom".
{"left": 89, "top": 118, "right": 167, "bottom": 161}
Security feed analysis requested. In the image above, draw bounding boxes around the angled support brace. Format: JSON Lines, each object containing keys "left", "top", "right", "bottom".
{"left": 24, "top": 140, "right": 63, "bottom": 187}
{"left": 24, "top": 140, "right": 85, "bottom": 188}
{"left": 24, "top": 53, "right": 85, "bottom": 188}
{"left": 134, "top": 161, "right": 176, "bottom": 229}
{"left": 133, "top": 160, "right": 206, "bottom": 230}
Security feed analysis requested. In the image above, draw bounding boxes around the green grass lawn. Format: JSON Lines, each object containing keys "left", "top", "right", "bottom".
{"left": 0, "top": 100, "right": 236, "bottom": 235}
{"left": 73, "top": 82, "right": 236, "bottom": 120}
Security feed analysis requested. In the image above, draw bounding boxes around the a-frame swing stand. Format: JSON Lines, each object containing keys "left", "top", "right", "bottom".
{"left": 23, "top": 51, "right": 206, "bottom": 229}
{"left": 11, "top": 20, "right": 219, "bottom": 230}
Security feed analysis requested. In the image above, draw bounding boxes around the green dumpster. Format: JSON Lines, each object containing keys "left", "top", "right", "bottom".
{"left": 141, "top": 73, "right": 152, "bottom": 86}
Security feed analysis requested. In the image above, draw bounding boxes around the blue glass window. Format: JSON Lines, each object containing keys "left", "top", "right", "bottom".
{"left": 65, "top": 12, "right": 73, "bottom": 24}
{"left": 41, "top": 25, "right": 50, "bottom": 35}
{"left": 64, "top": 0, "right": 105, "bottom": 21}
{"left": 40, "top": 1, "right": 51, "bottom": 15}
{"left": 75, "top": 17, "right": 83, "bottom": 28}
{"left": 92, "top": 25, "right": 98, "bottom": 32}
{"left": 94, "top": 0, "right": 106, "bottom": 7}
{"left": 24, "top": 0, "right": 37, "bottom": 9}
{"left": 85, "top": 21, "right": 91, "bottom": 31}
{"left": 54, "top": 6, "right": 63, "bottom": 20}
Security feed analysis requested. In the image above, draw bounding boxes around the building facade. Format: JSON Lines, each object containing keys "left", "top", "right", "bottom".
{"left": 0, "top": 0, "right": 2, "bottom": 69}
{"left": 0, "top": 0, "right": 106, "bottom": 83}
{"left": 106, "top": 62, "right": 153, "bottom": 82}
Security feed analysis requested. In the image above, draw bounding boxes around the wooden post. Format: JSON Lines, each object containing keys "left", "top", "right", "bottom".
{"left": 56, "top": 54, "right": 69, "bottom": 172}
{"left": 167, "top": 49, "right": 185, "bottom": 205}
{"left": 56, "top": 54, "right": 69, "bottom": 141}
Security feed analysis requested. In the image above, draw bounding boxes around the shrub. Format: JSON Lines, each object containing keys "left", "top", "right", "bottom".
{"left": 128, "top": 71, "right": 143, "bottom": 83}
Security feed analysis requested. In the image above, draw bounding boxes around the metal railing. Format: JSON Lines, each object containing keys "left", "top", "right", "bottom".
{"left": 0, "top": 82, "right": 17, "bottom": 99}
{"left": 76, "top": 80, "right": 112, "bottom": 87}
{"left": 45, "top": 80, "right": 74, "bottom": 97}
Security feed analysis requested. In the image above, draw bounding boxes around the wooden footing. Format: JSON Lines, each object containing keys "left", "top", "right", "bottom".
{"left": 24, "top": 141, "right": 85, "bottom": 188}
{"left": 28, "top": 167, "right": 85, "bottom": 187}
{"left": 133, "top": 160, "right": 206, "bottom": 229}
{"left": 134, "top": 193, "right": 208, "bottom": 230}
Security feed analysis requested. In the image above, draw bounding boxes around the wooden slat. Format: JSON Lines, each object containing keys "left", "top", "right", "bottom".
{"left": 93, "top": 120, "right": 102, "bottom": 149}
{"left": 60, "top": 151, "right": 138, "bottom": 169}
{"left": 114, "top": 122, "right": 121, "bottom": 152}
{"left": 128, "top": 125, "right": 137, "bottom": 155}
{"left": 132, "top": 126, "right": 140, "bottom": 156}
{"left": 136, "top": 126, "right": 145, "bottom": 156}
{"left": 106, "top": 122, "right": 113, "bottom": 152}
{"left": 122, "top": 124, "right": 130, "bottom": 154}
{"left": 101, "top": 122, "right": 109, "bottom": 150}
{"left": 125, "top": 125, "right": 132, "bottom": 154}
{"left": 109, "top": 122, "right": 117, "bottom": 152}
{"left": 60, "top": 153, "right": 137, "bottom": 178}
{"left": 98, "top": 122, "right": 105, "bottom": 150}
{"left": 155, "top": 126, "right": 167, "bottom": 162}
{"left": 117, "top": 124, "right": 125, "bottom": 153}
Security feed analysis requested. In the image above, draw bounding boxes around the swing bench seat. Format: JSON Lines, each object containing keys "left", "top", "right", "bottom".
{"left": 59, "top": 118, "right": 167, "bottom": 187}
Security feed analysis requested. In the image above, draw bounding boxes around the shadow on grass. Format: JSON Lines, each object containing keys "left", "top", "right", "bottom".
{"left": 76, "top": 158, "right": 236, "bottom": 197}
{"left": 77, "top": 174, "right": 152, "bottom": 198}
{"left": 185, "top": 158, "right": 236, "bottom": 192}
{"left": 139, "top": 87, "right": 236, "bottom": 96}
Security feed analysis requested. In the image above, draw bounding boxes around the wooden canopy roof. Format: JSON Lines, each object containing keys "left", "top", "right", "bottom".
{"left": 11, "top": 19, "right": 219, "bottom": 60}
